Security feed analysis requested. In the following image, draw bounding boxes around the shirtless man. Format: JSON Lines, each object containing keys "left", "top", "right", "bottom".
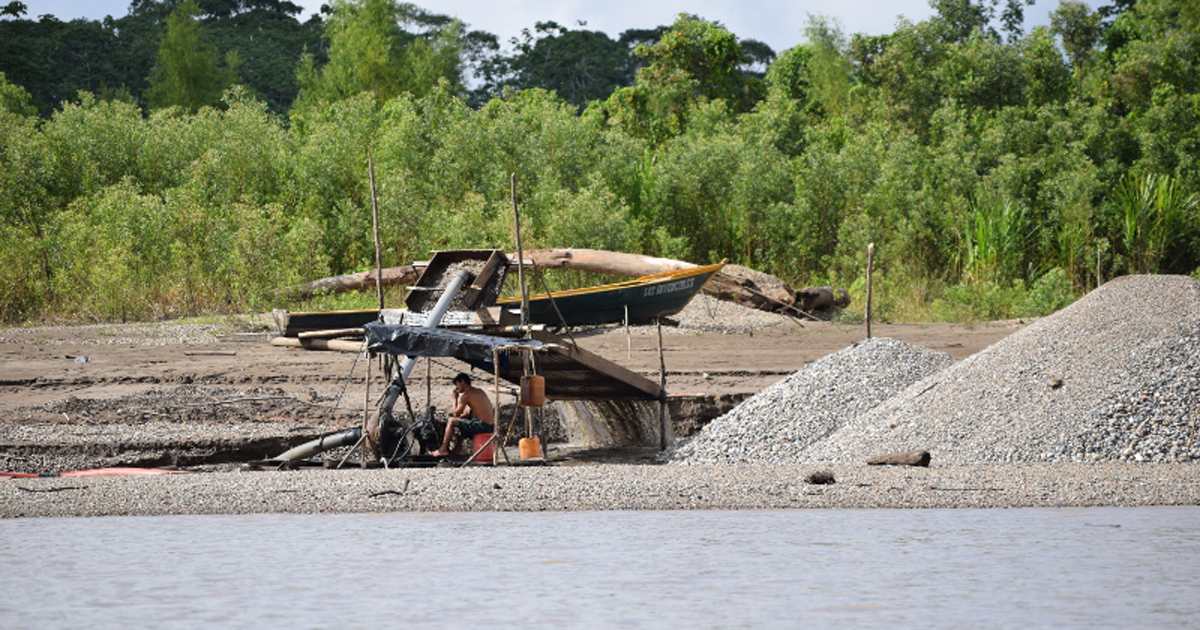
{"left": 429, "top": 373, "right": 494, "bottom": 457}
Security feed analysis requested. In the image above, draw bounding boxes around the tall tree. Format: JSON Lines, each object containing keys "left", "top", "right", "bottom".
{"left": 201, "top": 0, "right": 324, "bottom": 112}
{"left": 294, "top": 0, "right": 467, "bottom": 108}
{"left": 146, "top": 0, "right": 240, "bottom": 112}
{"left": 1050, "top": 0, "right": 1103, "bottom": 71}
{"left": 601, "top": 14, "right": 766, "bottom": 143}
{"left": 802, "top": 15, "right": 854, "bottom": 118}
{"left": 483, "top": 21, "right": 636, "bottom": 109}
{"left": 0, "top": 4, "right": 130, "bottom": 116}
{"left": 929, "top": 0, "right": 1034, "bottom": 42}
{"left": 0, "top": 71, "right": 36, "bottom": 115}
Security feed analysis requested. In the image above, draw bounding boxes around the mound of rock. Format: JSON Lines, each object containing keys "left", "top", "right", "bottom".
{"left": 800, "top": 275, "right": 1200, "bottom": 464}
{"left": 667, "top": 337, "right": 954, "bottom": 464}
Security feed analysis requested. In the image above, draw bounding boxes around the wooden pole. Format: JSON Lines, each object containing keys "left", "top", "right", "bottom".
{"left": 511, "top": 174, "right": 530, "bottom": 331}
{"left": 368, "top": 149, "right": 384, "bottom": 312}
{"left": 625, "top": 305, "right": 631, "bottom": 361}
{"left": 865, "top": 242, "right": 874, "bottom": 340}
{"left": 493, "top": 348, "right": 501, "bottom": 466}
{"left": 657, "top": 318, "right": 669, "bottom": 450}
{"left": 511, "top": 173, "right": 536, "bottom": 453}
{"left": 362, "top": 351, "right": 371, "bottom": 466}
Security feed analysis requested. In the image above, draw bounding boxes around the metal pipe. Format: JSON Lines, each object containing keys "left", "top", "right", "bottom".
{"left": 274, "top": 428, "right": 362, "bottom": 461}
{"left": 399, "top": 269, "right": 470, "bottom": 380}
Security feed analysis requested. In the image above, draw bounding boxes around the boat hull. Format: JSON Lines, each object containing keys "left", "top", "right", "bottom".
{"left": 273, "top": 309, "right": 379, "bottom": 337}
{"left": 500, "top": 263, "right": 723, "bottom": 327}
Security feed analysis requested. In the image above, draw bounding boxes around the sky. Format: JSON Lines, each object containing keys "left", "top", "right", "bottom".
{"left": 29, "top": 0, "right": 1109, "bottom": 54}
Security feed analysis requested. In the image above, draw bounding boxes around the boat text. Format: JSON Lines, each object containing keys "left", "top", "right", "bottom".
{"left": 643, "top": 277, "right": 695, "bottom": 297}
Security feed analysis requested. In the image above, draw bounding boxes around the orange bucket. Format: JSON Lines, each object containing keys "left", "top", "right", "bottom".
{"left": 519, "top": 437, "right": 542, "bottom": 459}
{"left": 520, "top": 375, "right": 545, "bottom": 407}
{"left": 471, "top": 433, "right": 494, "bottom": 463}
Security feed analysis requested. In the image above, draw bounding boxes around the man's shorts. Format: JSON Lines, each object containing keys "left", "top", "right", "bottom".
{"left": 455, "top": 416, "right": 494, "bottom": 437}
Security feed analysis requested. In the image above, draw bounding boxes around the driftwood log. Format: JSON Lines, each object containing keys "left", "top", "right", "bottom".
{"left": 282, "top": 265, "right": 422, "bottom": 300}
{"left": 283, "top": 248, "right": 846, "bottom": 317}
{"left": 797, "top": 286, "right": 851, "bottom": 311}
{"left": 866, "top": 450, "right": 932, "bottom": 467}
{"left": 526, "top": 249, "right": 807, "bottom": 314}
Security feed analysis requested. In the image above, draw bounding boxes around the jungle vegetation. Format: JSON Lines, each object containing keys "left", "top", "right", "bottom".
{"left": 0, "top": 0, "right": 1197, "bottom": 324}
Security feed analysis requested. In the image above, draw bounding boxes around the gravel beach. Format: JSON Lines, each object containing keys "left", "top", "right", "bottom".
{"left": 2, "top": 276, "right": 1197, "bottom": 518}
{"left": 3, "top": 463, "right": 1198, "bottom": 518}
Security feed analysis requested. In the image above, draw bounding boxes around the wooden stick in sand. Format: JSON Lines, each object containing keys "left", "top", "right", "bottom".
{"left": 866, "top": 242, "right": 875, "bottom": 340}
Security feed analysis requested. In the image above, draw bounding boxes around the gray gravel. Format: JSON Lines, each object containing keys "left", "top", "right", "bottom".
{"left": 666, "top": 337, "right": 954, "bottom": 464}
{"left": 3, "top": 462, "right": 1197, "bottom": 518}
{"left": 801, "top": 275, "right": 1200, "bottom": 464}
{"left": 0, "top": 316, "right": 272, "bottom": 347}
{"left": 583, "top": 294, "right": 797, "bottom": 336}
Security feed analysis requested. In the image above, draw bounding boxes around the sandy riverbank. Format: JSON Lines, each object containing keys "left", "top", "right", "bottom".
{"left": 3, "top": 292, "right": 1196, "bottom": 519}
{"left": 3, "top": 462, "right": 1198, "bottom": 518}
{"left": 0, "top": 298, "right": 1022, "bottom": 474}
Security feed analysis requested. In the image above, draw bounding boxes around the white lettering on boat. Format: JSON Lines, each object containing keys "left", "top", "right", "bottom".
{"left": 642, "top": 277, "right": 695, "bottom": 297}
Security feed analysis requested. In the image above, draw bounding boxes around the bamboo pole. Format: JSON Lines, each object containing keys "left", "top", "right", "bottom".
{"left": 865, "top": 243, "right": 875, "bottom": 340}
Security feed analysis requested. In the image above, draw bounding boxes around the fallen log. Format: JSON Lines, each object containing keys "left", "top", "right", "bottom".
{"left": 281, "top": 265, "right": 422, "bottom": 300}
{"left": 797, "top": 286, "right": 851, "bottom": 311}
{"left": 703, "top": 264, "right": 797, "bottom": 312}
{"left": 282, "top": 248, "right": 845, "bottom": 318}
{"left": 526, "top": 250, "right": 804, "bottom": 315}
{"left": 866, "top": 450, "right": 932, "bottom": 467}
{"left": 523, "top": 248, "right": 696, "bottom": 276}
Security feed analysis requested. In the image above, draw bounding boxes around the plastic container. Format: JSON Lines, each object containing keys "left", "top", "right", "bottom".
{"left": 471, "top": 433, "right": 494, "bottom": 463}
{"left": 520, "top": 375, "right": 545, "bottom": 407}
{"left": 519, "top": 437, "right": 542, "bottom": 459}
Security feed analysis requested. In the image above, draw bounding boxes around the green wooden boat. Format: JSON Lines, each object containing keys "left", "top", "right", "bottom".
{"left": 496, "top": 262, "right": 724, "bottom": 327}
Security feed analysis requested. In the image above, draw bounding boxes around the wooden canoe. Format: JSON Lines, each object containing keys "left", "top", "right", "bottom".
{"left": 496, "top": 262, "right": 724, "bottom": 327}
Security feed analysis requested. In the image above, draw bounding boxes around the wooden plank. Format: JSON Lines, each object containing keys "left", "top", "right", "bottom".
{"left": 270, "top": 337, "right": 365, "bottom": 353}
{"left": 297, "top": 328, "right": 365, "bottom": 339}
{"left": 536, "top": 333, "right": 662, "bottom": 399}
{"left": 478, "top": 331, "right": 663, "bottom": 401}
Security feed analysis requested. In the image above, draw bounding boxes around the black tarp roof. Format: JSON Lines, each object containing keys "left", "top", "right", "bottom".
{"left": 364, "top": 323, "right": 662, "bottom": 401}
{"left": 365, "top": 322, "right": 541, "bottom": 364}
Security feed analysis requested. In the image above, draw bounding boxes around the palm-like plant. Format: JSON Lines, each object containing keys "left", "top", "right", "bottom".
{"left": 1115, "top": 174, "right": 1198, "bottom": 274}
{"left": 965, "top": 196, "right": 1031, "bottom": 285}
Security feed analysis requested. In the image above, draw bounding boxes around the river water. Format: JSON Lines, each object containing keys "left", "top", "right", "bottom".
{"left": 2, "top": 507, "right": 1198, "bottom": 629}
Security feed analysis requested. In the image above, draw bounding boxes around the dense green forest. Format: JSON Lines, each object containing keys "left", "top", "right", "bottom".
{"left": 0, "top": 0, "right": 1197, "bottom": 324}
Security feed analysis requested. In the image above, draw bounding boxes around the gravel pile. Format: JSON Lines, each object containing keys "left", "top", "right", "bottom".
{"left": 800, "top": 275, "right": 1200, "bottom": 464}
{"left": 1074, "top": 328, "right": 1200, "bottom": 461}
{"left": 666, "top": 337, "right": 954, "bottom": 464}
{"left": 618, "top": 294, "right": 796, "bottom": 336}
